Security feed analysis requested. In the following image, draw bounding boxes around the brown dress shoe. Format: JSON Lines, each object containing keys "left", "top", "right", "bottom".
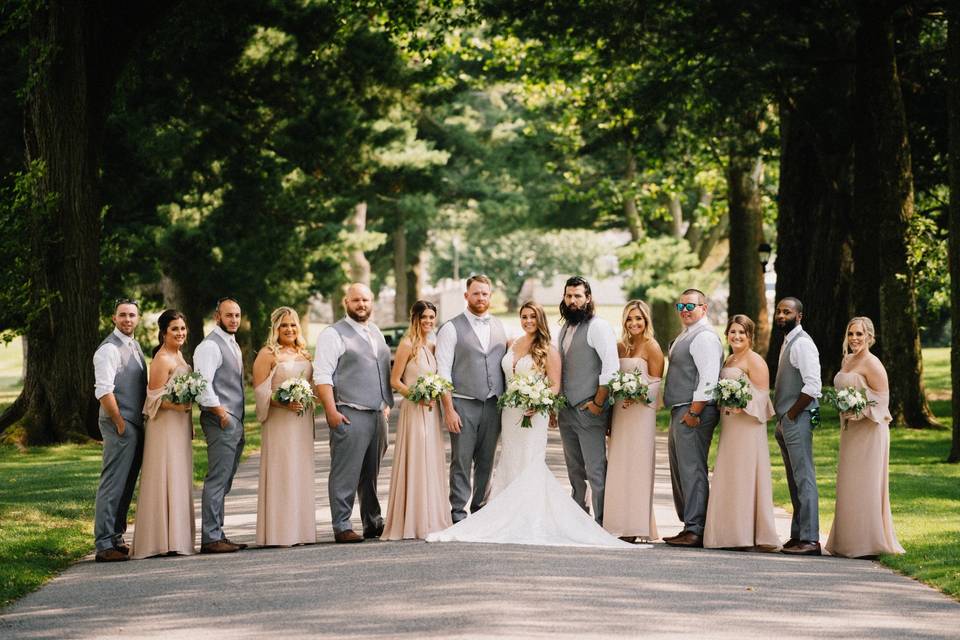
{"left": 781, "top": 541, "right": 821, "bottom": 556}
{"left": 664, "top": 531, "right": 703, "bottom": 547}
{"left": 95, "top": 548, "right": 130, "bottom": 563}
{"left": 334, "top": 530, "right": 364, "bottom": 543}
{"left": 200, "top": 540, "right": 240, "bottom": 554}
{"left": 782, "top": 538, "right": 799, "bottom": 549}
{"left": 224, "top": 538, "right": 248, "bottom": 550}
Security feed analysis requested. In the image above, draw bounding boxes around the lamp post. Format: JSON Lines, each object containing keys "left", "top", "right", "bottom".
{"left": 758, "top": 242, "right": 772, "bottom": 272}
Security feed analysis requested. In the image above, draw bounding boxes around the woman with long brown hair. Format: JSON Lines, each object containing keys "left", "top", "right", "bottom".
{"left": 383, "top": 300, "right": 451, "bottom": 539}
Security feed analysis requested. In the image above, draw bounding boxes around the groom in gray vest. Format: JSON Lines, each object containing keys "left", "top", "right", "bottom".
{"left": 662, "top": 288, "right": 722, "bottom": 547}
{"left": 436, "top": 274, "right": 507, "bottom": 523}
{"left": 92, "top": 298, "right": 147, "bottom": 562}
{"left": 556, "top": 276, "right": 620, "bottom": 524}
{"left": 773, "top": 297, "right": 823, "bottom": 556}
{"left": 314, "top": 283, "right": 393, "bottom": 542}
{"left": 194, "top": 297, "right": 247, "bottom": 553}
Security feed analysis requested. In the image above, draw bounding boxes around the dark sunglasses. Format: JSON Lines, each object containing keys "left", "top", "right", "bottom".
{"left": 675, "top": 302, "right": 703, "bottom": 312}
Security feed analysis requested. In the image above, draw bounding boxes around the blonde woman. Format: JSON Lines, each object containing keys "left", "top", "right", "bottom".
{"left": 252, "top": 307, "right": 316, "bottom": 547}
{"left": 603, "top": 300, "right": 664, "bottom": 543}
{"left": 825, "top": 317, "right": 904, "bottom": 558}
{"left": 427, "top": 301, "right": 633, "bottom": 548}
{"left": 383, "top": 300, "right": 452, "bottom": 540}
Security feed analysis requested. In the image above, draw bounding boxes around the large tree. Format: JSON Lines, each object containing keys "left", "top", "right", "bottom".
{"left": 948, "top": 5, "right": 960, "bottom": 461}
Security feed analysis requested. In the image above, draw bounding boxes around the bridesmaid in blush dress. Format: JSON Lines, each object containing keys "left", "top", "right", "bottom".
{"left": 826, "top": 316, "right": 904, "bottom": 559}
{"left": 603, "top": 299, "right": 663, "bottom": 543}
{"left": 703, "top": 314, "right": 780, "bottom": 552}
{"left": 253, "top": 307, "right": 317, "bottom": 547}
{"left": 383, "top": 300, "right": 452, "bottom": 540}
{"left": 132, "top": 310, "right": 196, "bottom": 559}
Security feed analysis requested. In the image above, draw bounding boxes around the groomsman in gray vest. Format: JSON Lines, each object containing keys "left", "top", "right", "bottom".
{"left": 773, "top": 297, "right": 823, "bottom": 556}
{"left": 92, "top": 299, "right": 147, "bottom": 562}
{"left": 436, "top": 274, "right": 508, "bottom": 523}
{"left": 194, "top": 297, "right": 247, "bottom": 553}
{"left": 556, "top": 276, "right": 619, "bottom": 524}
{"left": 662, "top": 288, "right": 722, "bottom": 547}
{"left": 314, "top": 283, "right": 393, "bottom": 542}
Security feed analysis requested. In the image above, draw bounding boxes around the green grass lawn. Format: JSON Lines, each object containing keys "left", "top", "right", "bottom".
{"left": 0, "top": 394, "right": 260, "bottom": 608}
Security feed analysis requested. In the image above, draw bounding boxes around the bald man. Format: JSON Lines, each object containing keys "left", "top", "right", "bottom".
{"left": 314, "top": 284, "right": 394, "bottom": 542}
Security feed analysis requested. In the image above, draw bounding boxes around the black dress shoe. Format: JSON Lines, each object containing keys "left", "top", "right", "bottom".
{"left": 781, "top": 541, "right": 821, "bottom": 556}
{"left": 783, "top": 538, "right": 799, "bottom": 549}
{"left": 114, "top": 542, "right": 131, "bottom": 555}
{"left": 363, "top": 524, "right": 384, "bottom": 539}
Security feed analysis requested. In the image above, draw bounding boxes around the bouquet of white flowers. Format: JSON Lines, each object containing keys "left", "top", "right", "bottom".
{"left": 406, "top": 373, "right": 453, "bottom": 410}
{"left": 274, "top": 377, "right": 316, "bottom": 416}
{"left": 498, "top": 372, "right": 567, "bottom": 429}
{"left": 822, "top": 386, "right": 875, "bottom": 422}
{"left": 606, "top": 369, "right": 652, "bottom": 407}
{"left": 711, "top": 375, "right": 753, "bottom": 409}
{"left": 164, "top": 371, "right": 207, "bottom": 404}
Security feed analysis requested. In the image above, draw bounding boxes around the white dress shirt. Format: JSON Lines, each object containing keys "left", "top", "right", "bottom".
{"left": 93, "top": 328, "right": 145, "bottom": 400}
{"left": 436, "top": 311, "right": 497, "bottom": 399}
{"left": 312, "top": 316, "right": 386, "bottom": 410}
{"left": 784, "top": 324, "right": 822, "bottom": 398}
{"left": 560, "top": 317, "right": 621, "bottom": 388}
{"left": 669, "top": 316, "right": 723, "bottom": 404}
{"left": 194, "top": 325, "right": 242, "bottom": 408}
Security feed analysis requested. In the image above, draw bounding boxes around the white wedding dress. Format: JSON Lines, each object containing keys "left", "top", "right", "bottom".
{"left": 426, "top": 352, "right": 635, "bottom": 549}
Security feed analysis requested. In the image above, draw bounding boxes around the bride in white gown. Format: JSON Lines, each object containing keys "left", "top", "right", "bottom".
{"left": 427, "top": 302, "right": 635, "bottom": 549}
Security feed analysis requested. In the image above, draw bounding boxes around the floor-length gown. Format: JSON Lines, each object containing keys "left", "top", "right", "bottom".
{"left": 603, "top": 357, "right": 660, "bottom": 540}
{"left": 383, "top": 346, "right": 452, "bottom": 540}
{"left": 426, "top": 353, "right": 634, "bottom": 549}
{"left": 255, "top": 359, "right": 317, "bottom": 547}
{"left": 132, "top": 363, "right": 196, "bottom": 558}
{"left": 703, "top": 367, "right": 780, "bottom": 550}
{"left": 825, "top": 370, "right": 904, "bottom": 558}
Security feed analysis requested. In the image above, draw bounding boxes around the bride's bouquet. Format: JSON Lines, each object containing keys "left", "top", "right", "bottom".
{"left": 406, "top": 373, "right": 453, "bottom": 410}
{"left": 711, "top": 375, "right": 753, "bottom": 409}
{"left": 164, "top": 371, "right": 207, "bottom": 404}
{"left": 274, "top": 377, "right": 316, "bottom": 416}
{"left": 822, "top": 386, "right": 875, "bottom": 422}
{"left": 498, "top": 372, "right": 567, "bottom": 429}
{"left": 606, "top": 369, "right": 652, "bottom": 407}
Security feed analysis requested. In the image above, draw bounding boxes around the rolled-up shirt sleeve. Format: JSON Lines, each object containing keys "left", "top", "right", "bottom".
{"left": 193, "top": 340, "right": 223, "bottom": 408}
{"left": 690, "top": 331, "right": 723, "bottom": 403}
{"left": 312, "top": 327, "right": 344, "bottom": 387}
{"left": 587, "top": 318, "right": 621, "bottom": 387}
{"left": 790, "top": 337, "right": 823, "bottom": 398}
{"left": 93, "top": 343, "right": 120, "bottom": 400}
{"left": 434, "top": 321, "right": 457, "bottom": 383}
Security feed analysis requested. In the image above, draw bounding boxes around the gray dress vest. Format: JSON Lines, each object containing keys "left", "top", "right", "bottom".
{"left": 449, "top": 313, "right": 507, "bottom": 400}
{"left": 97, "top": 333, "right": 147, "bottom": 427}
{"left": 774, "top": 330, "right": 820, "bottom": 417}
{"left": 663, "top": 323, "right": 719, "bottom": 407}
{"left": 206, "top": 331, "right": 246, "bottom": 420}
{"left": 559, "top": 320, "right": 603, "bottom": 407}
{"left": 331, "top": 320, "right": 394, "bottom": 410}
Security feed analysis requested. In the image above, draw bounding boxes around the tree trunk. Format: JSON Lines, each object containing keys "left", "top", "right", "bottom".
{"left": 393, "top": 224, "right": 408, "bottom": 323}
{"left": 623, "top": 150, "right": 643, "bottom": 241}
{"left": 854, "top": 4, "right": 936, "bottom": 427}
{"left": 769, "top": 27, "right": 857, "bottom": 384}
{"left": 727, "top": 149, "right": 770, "bottom": 355}
{"left": 668, "top": 193, "right": 684, "bottom": 237}
{"left": 947, "top": 8, "right": 960, "bottom": 461}
{"left": 652, "top": 300, "right": 682, "bottom": 355}
{"left": 348, "top": 201, "right": 371, "bottom": 285}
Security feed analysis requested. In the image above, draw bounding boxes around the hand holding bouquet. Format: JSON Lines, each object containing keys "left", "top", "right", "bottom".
{"left": 164, "top": 371, "right": 207, "bottom": 409}
{"left": 712, "top": 376, "right": 753, "bottom": 411}
{"left": 406, "top": 373, "right": 453, "bottom": 410}
{"left": 498, "top": 372, "right": 567, "bottom": 429}
{"left": 822, "top": 386, "right": 875, "bottom": 423}
{"left": 274, "top": 377, "right": 316, "bottom": 416}
{"left": 606, "top": 369, "right": 652, "bottom": 408}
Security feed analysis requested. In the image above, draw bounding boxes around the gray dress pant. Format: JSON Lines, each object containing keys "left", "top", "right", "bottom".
{"left": 448, "top": 397, "right": 501, "bottom": 523}
{"left": 94, "top": 417, "right": 144, "bottom": 551}
{"left": 667, "top": 404, "right": 719, "bottom": 536}
{"left": 328, "top": 405, "right": 387, "bottom": 534}
{"left": 200, "top": 411, "right": 245, "bottom": 544}
{"left": 557, "top": 404, "right": 609, "bottom": 524}
{"left": 775, "top": 410, "right": 820, "bottom": 542}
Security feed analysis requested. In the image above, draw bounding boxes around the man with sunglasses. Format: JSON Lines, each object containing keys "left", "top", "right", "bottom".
{"left": 662, "top": 289, "right": 722, "bottom": 548}
{"left": 92, "top": 298, "right": 147, "bottom": 561}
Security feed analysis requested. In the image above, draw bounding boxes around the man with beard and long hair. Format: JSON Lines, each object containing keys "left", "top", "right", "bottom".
{"left": 194, "top": 297, "right": 247, "bottom": 553}
{"left": 314, "top": 283, "right": 394, "bottom": 542}
{"left": 556, "top": 276, "right": 619, "bottom": 524}
{"left": 436, "top": 274, "right": 508, "bottom": 523}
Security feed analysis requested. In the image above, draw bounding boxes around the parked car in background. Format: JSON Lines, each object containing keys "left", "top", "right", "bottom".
{"left": 380, "top": 324, "right": 407, "bottom": 367}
